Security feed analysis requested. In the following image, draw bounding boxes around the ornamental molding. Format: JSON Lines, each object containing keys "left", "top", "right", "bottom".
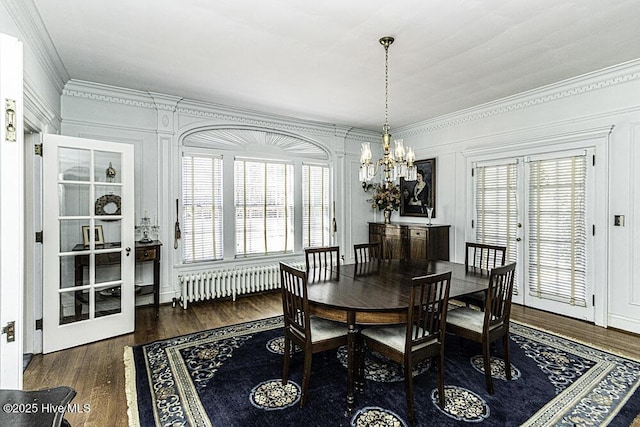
{"left": 397, "top": 59, "right": 640, "bottom": 138}
{"left": 63, "top": 80, "right": 157, "bottom": 109}
{"left": 62, "top": 80, "right": 378, "bottom": 143}
{"left": 3, "top": 0, "right": 68, "bottom": 92}
{"left": 182, "top": 127, "right": 330, "bottom": 160}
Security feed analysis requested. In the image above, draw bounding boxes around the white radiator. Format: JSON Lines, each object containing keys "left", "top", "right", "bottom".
{"left": 177, "top": 261, "right": 305, "bottom": 309}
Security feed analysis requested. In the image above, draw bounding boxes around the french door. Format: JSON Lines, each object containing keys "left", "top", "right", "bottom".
{"left": 42, "top": 134, "right": 134, "bottom": 353}
{"left": 472, "top": 148, "right": 595, "bottom": 321}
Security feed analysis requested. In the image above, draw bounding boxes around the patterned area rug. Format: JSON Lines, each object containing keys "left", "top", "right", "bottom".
{"left": 124, "top": 316, "right": 640, "bottom": 426}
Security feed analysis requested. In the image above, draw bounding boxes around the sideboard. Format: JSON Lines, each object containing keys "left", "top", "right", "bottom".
{"left": 368, "top": 222, "right": 450, "bottom": 261}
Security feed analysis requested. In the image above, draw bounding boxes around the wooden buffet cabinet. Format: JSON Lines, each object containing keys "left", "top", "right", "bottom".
{"left": 369, "top": 222, "right": 450, "bottom": 261}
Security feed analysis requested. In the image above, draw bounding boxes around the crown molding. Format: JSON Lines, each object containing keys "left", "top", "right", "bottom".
{"left": 24, "top": 73, "right": 59, "bottom": 126}
{"left": 63, "top": 79, "right": 378, "bottom": 143}
{"left": 397, "top": 58, "right": 640, "bottom": 138}
{"left": 3, "top": 0, "right": 68, "bottom": 93}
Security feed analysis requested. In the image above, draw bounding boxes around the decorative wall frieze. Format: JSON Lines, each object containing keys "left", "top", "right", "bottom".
{"left": 397, "top": 59, "right": 640, "bottom": 138}
{"left": 63, "top": 80, "right": 156, "bottom": 109}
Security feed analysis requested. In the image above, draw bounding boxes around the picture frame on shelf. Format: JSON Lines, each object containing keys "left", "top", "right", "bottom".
{"left": 82, "top": 224, "right": 105, "bottom": 246}
{"left": 400, "top": 158, "right": 436, "bottom": 218}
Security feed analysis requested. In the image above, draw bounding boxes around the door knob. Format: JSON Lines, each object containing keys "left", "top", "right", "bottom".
{"left": 125, "top": 247, "right": 131, "bottom": 256}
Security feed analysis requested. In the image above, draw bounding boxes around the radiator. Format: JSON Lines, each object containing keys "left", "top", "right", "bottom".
{"left": 177, "top": 261, "right": 305, "bottom": 309}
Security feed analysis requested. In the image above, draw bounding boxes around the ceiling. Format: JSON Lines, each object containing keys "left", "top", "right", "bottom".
{"left": 33, "top": 0, "right": 640, "bottom": 132}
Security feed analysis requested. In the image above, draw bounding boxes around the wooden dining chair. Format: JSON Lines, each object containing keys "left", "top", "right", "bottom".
{"left": 454, "top": 242, "right": 507, "bottom": 310}
{"left": 446, "top": 262, "right": 516, "bottom": 394}
{"left": 305, "top": 245, "right": 340, "bottom": 281}
{"left": 353, "top": 242, "right": 381, "bottom": 264}
{"left": 279, "top": 262, "right": 348, "bottom": 407}
{"left": 360, "top": 271, "right": 452, "bottom": 422}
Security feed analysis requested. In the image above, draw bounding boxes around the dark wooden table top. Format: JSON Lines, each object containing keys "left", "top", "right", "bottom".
{"left": 307, "top": 259, "right": 488, "bottom": 317}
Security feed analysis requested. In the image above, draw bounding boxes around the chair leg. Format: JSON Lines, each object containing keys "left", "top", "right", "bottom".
{"left": 282, "top": 336, "right": 291, "bottom": 385}
{"left": 503, "top": 334, "right": 512, "bottom": 381}
{"left": 437, "top": 353, "right": 446, "bottom": 408}
{"left": 482, "top": 339, "right": 494, "bottom": 395}
{"left": 404, "top": 358, "right": 415, "bottom": 423}
{"left": 300, "top": 350, "right": 312, "bottom": 407}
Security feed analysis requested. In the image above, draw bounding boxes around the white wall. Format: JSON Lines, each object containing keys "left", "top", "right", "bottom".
{"left": 395, "top": 59, "right": 640, "bottom": 333}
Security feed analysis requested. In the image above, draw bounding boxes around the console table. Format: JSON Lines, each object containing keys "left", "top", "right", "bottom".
{"left": 368, "top": 222, "right": 450, "bottom": 261}
{"left": 73, "top": 240, "right": 162, "bottom": 318}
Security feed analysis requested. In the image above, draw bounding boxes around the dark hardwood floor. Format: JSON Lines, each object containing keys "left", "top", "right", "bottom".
{"left": 24, "top": 293, "right": 640, "bottom": 427}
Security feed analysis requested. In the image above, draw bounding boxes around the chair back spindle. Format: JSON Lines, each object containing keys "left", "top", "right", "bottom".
{"left": 280, "top": 263, "right": 310, "bottom": 340}
{"left": 407, "top": 272, "right": 451, "bottom": 353}
{"left": 305, "top": 246, "right": 340, "bottom": 282}
{"left": 465, "top": 242, "right": 507, "bottom": 276}
{"left": 354, "top": 242, "right": 381, "bottom": 264}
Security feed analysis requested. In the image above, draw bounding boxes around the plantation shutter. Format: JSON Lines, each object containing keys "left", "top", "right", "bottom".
{"left": 527, "top": 154, "right": 587, "bottom": 306}
{"left": 302, "top": 164, "right": 330, "bottom": 248}
{"left": 235, "top": 158, "right": 294, "bottom": 256}
{"left": 474, "top": 161, "right": 519, "bottom": 293}
{"left": 181, "top": 154, "right": 223, "bottom": 263}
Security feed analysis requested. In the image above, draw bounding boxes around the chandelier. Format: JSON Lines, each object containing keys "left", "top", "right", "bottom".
{"left": 360, "top": 36, "right": 417, "bottom": 186}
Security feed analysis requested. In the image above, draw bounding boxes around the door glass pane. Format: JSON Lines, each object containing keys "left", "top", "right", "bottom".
{"left": 95, "top": 251, "right": 122, "bottom": 285}
{"left": 474, "top": 162, "right": 519, "bottom": 292}
{"left": 95, "top": 284, "right": 122, "bottom": 318}
{"left": 59, "top": 147, "right": 91, "bottom": 181}
{"left": 527, "top": 155, "right": 587, "bottom": 306}
{"left": 59, "top": 183, "right": 90, "bottom": 217}
{"left": 60, "top": 219, "right": 87, "bottom": 252}
{"left": 94, "top": 151, "right": 122, "bottom": 184}
{"left": 97, "top": 220, "right": 121, "bottom": 245}
{"left": 59, "top": 254, "right": 82, "bottom": 289}
{"left": 95, "top": 185, "right": 121, "bottom": 218}
{"left": 59, "top": 289, "right": 89, "bottom": 325}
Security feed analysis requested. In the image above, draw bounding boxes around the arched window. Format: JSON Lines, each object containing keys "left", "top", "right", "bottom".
{"left": 181, "top": 128, "right": 331, "bottom": 263}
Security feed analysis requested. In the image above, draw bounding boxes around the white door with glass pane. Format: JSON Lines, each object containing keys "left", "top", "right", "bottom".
{"left": 472, "top": 149, "right": 594, "bottom": 321}
{"left": 43, "top": 134, "right": 134, "bottom": 353}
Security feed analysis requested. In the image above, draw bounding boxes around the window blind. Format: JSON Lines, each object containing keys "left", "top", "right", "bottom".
{"left": 474, "top": 162, "right": 519, "bottom": 293}
{"left": 181, "top": 155, "right": 223, "bottom": 263}
{"left": 302, "top": 164, "right": 330, "bottom": 248}
{"left": 527, "top": 155, "right": 587, "bottom": 306}
{"left": 234, "top": 159, "right": 294, "bottom": 256}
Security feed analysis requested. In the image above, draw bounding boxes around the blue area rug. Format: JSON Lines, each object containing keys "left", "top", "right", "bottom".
{"left": 125, "top": 316, "right": 640, "bottom": 426}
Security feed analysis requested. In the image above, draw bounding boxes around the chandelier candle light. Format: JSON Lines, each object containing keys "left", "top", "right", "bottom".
{"left": 360, "top": 36, "right": 417, "bottom": 187}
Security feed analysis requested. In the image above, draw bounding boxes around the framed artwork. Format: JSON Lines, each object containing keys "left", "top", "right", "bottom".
{"left": 400, "top": 158, "right": 436, "bottom": 218}
{"left": 82, "top": 225, "right": 105, "bottom": 246}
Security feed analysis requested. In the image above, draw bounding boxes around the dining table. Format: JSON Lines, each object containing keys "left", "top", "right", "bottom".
{"left": 305, "top": 258, "right": 489, "bottom": 415}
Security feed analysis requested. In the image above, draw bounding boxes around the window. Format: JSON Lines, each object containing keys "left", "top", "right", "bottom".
{"left": 302, "top": 164, "right": 330, "bottom": 248}
{"left": 234, "top": 158, "right": 294, "bottom": 257}
{"left": 181, "top": 154, "right": 223, "bottom": 263}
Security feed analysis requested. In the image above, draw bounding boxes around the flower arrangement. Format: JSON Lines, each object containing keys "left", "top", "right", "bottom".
{"left": 368, "top": 183, "right": 402, "bottom": 212}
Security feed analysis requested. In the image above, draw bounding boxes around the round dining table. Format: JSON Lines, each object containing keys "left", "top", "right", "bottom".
{"left": 306, "top": 259, "right": 489, "bottom": 415}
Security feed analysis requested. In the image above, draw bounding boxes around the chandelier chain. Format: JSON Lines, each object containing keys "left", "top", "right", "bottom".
{"left": 384, "top": 43, "right": 389, "bottom": 130}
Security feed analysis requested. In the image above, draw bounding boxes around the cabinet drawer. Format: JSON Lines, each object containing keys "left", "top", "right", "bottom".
{"left": 95, "top": 252, "right": 121, "bottom": 265}
{"left": 136, "top": 248, "right": 157, "bottom": 261}
{"left": 409, "top": 228, "right": 427, "bottom": 239}
{"left": 370, "top": 224, "right": 385, "bottom": 235}
{"left": 384, "top": 227, "right": 406, "bottom": 237}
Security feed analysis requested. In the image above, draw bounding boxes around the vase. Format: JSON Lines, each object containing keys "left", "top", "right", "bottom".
{"left": 383, "top": 210, "right": 392, "bottom": 224}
